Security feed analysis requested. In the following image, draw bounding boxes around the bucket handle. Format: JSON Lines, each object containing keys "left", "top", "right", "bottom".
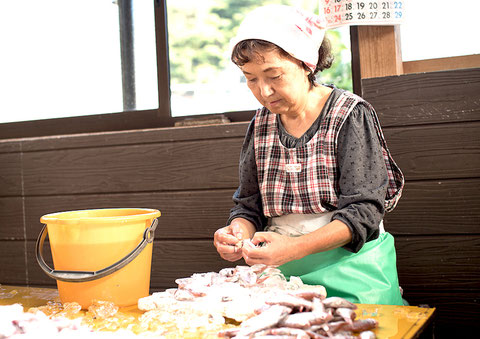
{"left": 35, "top": 218, "right": 158, "bottom": 283}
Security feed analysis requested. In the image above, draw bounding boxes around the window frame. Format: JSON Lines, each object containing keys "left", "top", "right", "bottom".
{"left": 0, "top": 0, "right": 254, "bottom": 139}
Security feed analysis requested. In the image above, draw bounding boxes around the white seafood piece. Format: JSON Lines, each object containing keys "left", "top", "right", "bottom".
{"left": 250, "top": 264, "right": 269, "bottom": 274}
{"left": 174, "top": 288, "right": 196, "bottom": 301}
{"left": 138, "top": 292, "right": 178, "bottom": 311}
{"left": 265, "top": 292, "right": 314, "bottom": 312}
{"left": 277, "top": 311, "right": 318, "bottom": 329}
{"left": 359, "top": 330, "right": 377, "bottom": 339}
{"left": 219, "top": 267, "right": 236, "bottom": 277}
{"left": 334, "top": 307, "right": 356, "bottom": 323}
{"left": 254, "top": 326, "right": 311, "bottom": 338}
{"left": 236, "top": 304, "right": 292, "bottom": 337}
{"left": 322, "top": 297, "right": 357, "bottom": 310}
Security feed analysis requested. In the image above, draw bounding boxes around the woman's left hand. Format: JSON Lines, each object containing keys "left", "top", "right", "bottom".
{"left": 242, "top": 231, "right": 300, "bottom": 266}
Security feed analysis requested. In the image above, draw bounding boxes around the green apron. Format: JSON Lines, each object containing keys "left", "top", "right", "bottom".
{"left": 279, "top": 232, "right": 403, "bottom": 305}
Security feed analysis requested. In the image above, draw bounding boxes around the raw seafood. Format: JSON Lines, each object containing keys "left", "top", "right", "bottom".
{"left": 217, "top": 292, "right": 377, "bottom": 339}
{"left": 138, "top": 265, "right": 326, "bottom": 322}
{"left": 0, "top": 304, "right": 138, "bottom": 338}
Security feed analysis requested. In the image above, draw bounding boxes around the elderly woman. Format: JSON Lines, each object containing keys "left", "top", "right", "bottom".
{"left": 213, "top": 5, "right": 404, "bottom": 305}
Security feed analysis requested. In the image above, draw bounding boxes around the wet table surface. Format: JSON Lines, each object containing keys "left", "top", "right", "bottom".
{"left": 0, "top": 285, "right": 435, "bottom": 338}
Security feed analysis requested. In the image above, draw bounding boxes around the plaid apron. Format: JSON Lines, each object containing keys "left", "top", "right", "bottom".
{"left": 254, "top": 91, "right": 404, "bottom": 217}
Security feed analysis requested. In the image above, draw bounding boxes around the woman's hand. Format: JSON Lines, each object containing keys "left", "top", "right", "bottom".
{"left": 242, "top": 220, "right": 353, "bottom": 266}
{"left": 242, "top": 232, "right": 300, "bottom": 266}
{"left": 214, "top": 218, "right": 256, "bottom": 262}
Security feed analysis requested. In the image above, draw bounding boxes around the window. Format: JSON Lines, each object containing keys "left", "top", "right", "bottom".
{"left": 166, "top": 0, "right": 352, "bottom": 117}
{"left": 0, "top": 0, "right": 157, "bottom": 124}
{"left": 0, "top": 0, "right": 352, "bottom": 138}
{"left": 400, "top": 0, "right": 480, "bottom": 61}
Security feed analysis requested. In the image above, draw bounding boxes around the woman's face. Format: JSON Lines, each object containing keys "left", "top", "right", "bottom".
{"left": 239, "top": 48, "right": 311, "bottom": 116}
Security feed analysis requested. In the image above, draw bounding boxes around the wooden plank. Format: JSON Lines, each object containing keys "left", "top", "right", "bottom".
{"left": 403, "top": 54, "right": 480, "bottom": 74}
{"left": 385, "top": 178, "right": 480, "bottom": 235}
{"left": 395, "top": 235, "right": 480, "bottom": 291}
{"left": 403, "top": 290, "right": 479, "bottom": 337}
{"left": 20, "top": 122, "right": 249, "bottom": 152}
{"left": 356, "top": 25, "right": 403, "bottom": 79}
{"left": 0, "top": 197, "right": 25, "bottom": 239}
{"left": 362, "top": 68, "right": 480, "bottom": 127}
{"left": 0, "top": 139, "right": 21, "bottom": 153}
{"left": 0, "top": 240, "right": 27, "bottom": 285}
{"left": 0, "top": 153, "right": 23, "bottom": 196}
{"left": 383, "top": 122, "right": 480, "bottom": 181}
{"left": 24, "top": 190, "right": 235, "bottom": 240}
{"left": 22, "top": 138, "right": 243, "bottom": 195}
{"left": 150, "top": 240, "right": 243, "bottom": 290}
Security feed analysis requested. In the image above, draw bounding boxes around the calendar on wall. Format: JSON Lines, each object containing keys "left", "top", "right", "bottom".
{"left": 321, "top": 0, "right": 405, "bottom": 28}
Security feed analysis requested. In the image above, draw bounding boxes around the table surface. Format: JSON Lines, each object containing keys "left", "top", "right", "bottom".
{"left": 0, "top": 285, "right": 435, "bottom": 339}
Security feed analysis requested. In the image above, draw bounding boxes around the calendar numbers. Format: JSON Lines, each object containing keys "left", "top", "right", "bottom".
{"left": 323, "top": 0, "right": 404, "bottom": 28}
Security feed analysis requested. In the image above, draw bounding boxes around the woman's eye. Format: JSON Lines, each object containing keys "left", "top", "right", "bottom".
{"left": 271, "top": 75, "right": 281, "bottom": 80}
{"left": 247, "top": 78, "right": 257, "bottom": 83}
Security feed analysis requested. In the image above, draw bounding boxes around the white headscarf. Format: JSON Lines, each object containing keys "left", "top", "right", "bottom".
{"left": 230, "top": 4, "right": 327, "bottom": 72}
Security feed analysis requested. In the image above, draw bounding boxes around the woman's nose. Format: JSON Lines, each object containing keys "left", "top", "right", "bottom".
{"left": 259, "top": 81, "right": 274, "bottom": 97}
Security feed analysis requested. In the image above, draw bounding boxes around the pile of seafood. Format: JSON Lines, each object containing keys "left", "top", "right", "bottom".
{"left": 0, "top": 304, "right": 138, "bottom": 338}
{"left": 0, "top": 265, "right": 379, "bottom": 338}
{"left": 218, "top": 294, "right": 378, "bottom": 339}
{"left": 138, "top": 264, "right": 326, "bottom": 323}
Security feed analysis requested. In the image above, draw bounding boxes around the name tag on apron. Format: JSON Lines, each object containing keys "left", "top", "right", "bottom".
{"left": 286, "top": 163, "right": 302, "bottom": 173}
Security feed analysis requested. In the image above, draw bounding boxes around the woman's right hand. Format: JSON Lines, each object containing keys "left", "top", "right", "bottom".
{"left": 213, "top": 218, "right": 255, "bottom": 262}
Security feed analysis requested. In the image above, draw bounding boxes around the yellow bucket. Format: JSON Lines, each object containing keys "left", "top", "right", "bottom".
{"left": 36, "top": 208, "right": 161, "bottom": 309}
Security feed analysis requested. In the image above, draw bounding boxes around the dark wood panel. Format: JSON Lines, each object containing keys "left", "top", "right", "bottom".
{"left": 383, "top": 122, "right": 480, "bottom": 180}
{"left": 22, "top": 138, "right": 242, "bottom": 195}
{"left": 0, "top": 240, "right": 27, "bottom": 285}
{"left": 385, "top": 178, "right": 480, "bottom": 235}
{"left": 0, "top": 197, "right": 24, "bottom": 239}
{"left": 395, "top": 235, "right": 480, "bottom": 291}
{"left": 24, "top": 190, "right": 235, "bottom": 240}
{"left": 0, "top": 140, "right": 21, "bottom": 153}
{"left": 0, "top": 153, "right": 23, "bottom": 196}
{"left": 150, "top": 240, "right": 237, "bottom": 290}
{"left": 362, "top": 68, "right": 480, "bottom": 127}
{"left": 20, "top": 122, "right": 249, "bottom": 152}
{"left": 403, "top": 290, "right": 479, "bottom": 337}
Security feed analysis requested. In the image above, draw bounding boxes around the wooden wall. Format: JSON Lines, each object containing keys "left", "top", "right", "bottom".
{"left": 0, "top": 123, "right": 250, "bottom": 289}
{"left": 1, "top": 67, "right": 479, "bottom": 337}
{"left": 362, "top": 68, "right": 480, "bottom": 337}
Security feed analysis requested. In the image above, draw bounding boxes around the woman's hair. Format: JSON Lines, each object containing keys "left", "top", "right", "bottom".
{"left": 231, "top": 38, "right": 334, "bottom": 87}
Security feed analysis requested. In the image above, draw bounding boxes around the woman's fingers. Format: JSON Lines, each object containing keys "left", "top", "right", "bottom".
{"left": 214, "top": 226, "right": 244, "bottom": 262}
{"left": 242, "top": 232, "right": 295, "bottom": 266}
{"left": 214, "top": 228, "right": 239, "bottom": 246}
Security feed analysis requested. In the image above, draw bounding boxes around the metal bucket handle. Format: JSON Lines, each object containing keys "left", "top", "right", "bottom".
{"left": 35, "top": 218, "right": 158, "bottom": 283}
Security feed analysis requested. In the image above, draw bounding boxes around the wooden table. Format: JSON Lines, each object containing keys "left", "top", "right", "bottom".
{"left": 0, "top": 285, "right": 435, "bottom": 338}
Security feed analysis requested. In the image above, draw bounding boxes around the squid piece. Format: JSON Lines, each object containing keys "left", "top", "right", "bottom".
{"left": 320, "top": 320, "right": 348, "bottom": 334}
{"left": 291, "top": 290, "right": 326, "bottom": 301}
{"left": 236, "top": 304, "right": 292, "bottom": 337}
{"left": 217, "top": 327, "right": 240, "bottom": 338}
{"left": 277, "top": 312, "right": 318, "bottom": 329}
{"left": 322, "top": 297, "right": 357, "bottom": 310}
{"left": 346, "top": 318, "right": 378, "bottom": 332}
{"left": 173, "top": 288, "right": 195, "bottom": 301}
{"left": 266, "top": 293, "right": 314, "bottom": 312}
{"left": 255, "top": 326, "right": 311, "bottom": 338}
{"left": 334, "top": 307, "right": 356, "bottom": 323}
